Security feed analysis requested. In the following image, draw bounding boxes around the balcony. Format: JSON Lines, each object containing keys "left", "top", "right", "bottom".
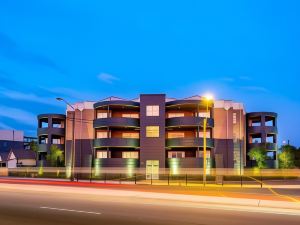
{"left": 37, "top": 144, "right": 65, "bottom": 152}
{"left": 93, "top": 117, "right": 140, "bottom": 128}
{"left": 166, "top": 117, "right": 214, "bottom": 128}
{"left": 247, "top": 126, "right": 277, "bottom": 134}
{"left": 94, "top": 138, "right": 140, "bottom": 148}
{"left": 37, "top": 127, "right": 65, "bottom": 136}
{"left": 166, "top": 138, "right": 214, "bottom": 148}
{"left": 247, "top": 143, "right": 277, "bottom": 151}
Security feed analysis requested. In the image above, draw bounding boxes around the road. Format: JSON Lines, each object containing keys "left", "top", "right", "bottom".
{"left": 0, "top": 183, "right": 300, "bottom": 225}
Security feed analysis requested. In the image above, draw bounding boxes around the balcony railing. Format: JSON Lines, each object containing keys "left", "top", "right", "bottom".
{"left": 94, "top": 138, "right": 140, "bottom": 148}
{"left": 93, "top": 117, "right": 140, "bottom": 128}
{"left": 166, "top": 138, "right": 214, "bottom": 148}
{"left": 166, "top": 117, "right": 214, "bottom": 128}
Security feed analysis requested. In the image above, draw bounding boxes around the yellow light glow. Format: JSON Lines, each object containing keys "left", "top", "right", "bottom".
{"left": 203, "top": 93, "right": 214, "bottom": 101}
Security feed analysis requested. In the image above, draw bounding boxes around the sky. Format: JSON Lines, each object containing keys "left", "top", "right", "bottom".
{"left": 0, "top": 0, "right": 299, "bottom": 146}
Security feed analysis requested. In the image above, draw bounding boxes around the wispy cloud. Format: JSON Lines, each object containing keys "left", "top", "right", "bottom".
{"left": 0, "top": 121, "right": 14, "bottom": 130}
{"left": 0, "top": 88, "right": 62, "bottom": 107}
{"left": 0, "top": 106, "right": 36, "bottom": 126}
{"left": 241, "top": 86, "right": 269, "bottom": 93}
{"left": 0, "top": 32, "right": 65, "bottom": 74}
{"left": 98, "top": 73, "right": 119, "bottom": 84}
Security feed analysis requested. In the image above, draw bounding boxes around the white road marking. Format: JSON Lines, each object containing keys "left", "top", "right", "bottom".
{"left": 40, "top": 206, "right": 101, "bottom": 215}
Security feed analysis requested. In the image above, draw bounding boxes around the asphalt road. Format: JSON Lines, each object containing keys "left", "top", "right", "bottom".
{"left": 0, "top": 184, "right": 300, "bottom": 225}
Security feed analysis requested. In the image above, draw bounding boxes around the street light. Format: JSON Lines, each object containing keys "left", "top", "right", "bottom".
{"left": 56, "top": 97, "right": 76, "bottom": 181}
{"left": 202, "top": 94, "right": 214, "bottom": 187}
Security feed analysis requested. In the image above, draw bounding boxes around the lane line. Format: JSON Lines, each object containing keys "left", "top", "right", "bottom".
{"left": 40, "top": 206, "right": 101, "bottom": 215}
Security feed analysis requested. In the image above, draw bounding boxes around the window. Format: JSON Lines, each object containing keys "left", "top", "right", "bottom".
{"left": 97, "top": 112, "right": 108, "bottom": 119}
{"left": 168, "top": 113, "right": 184, "bottom": 118}
{"left": 198, "top": 112, "right": 210, "bottom": 118}
{"left": 122, "top": 133, "right": 139, "bottom": 138}
{"left": 52, "top": 138, "right": 61, "bottom": 144}
{"left": 39, "top": 137, "right": 48, "bottom": 144}
{"left": 168, "top": 151, "right": 185, "bottom": 158}
{"left": 96, "top": 131, "right": 108, "bottom": 139}
{"left": 146, "top": 105, "right": 159, "bottom": 116}
{"left": 97, "top": 151, "right": 108, "bottom": 158}
{"left": 122, "top": 152, "right": 139, "bottom": 159}
{"left": 122, "top": 113, "right": 139, "bottom": 118}
{"left": 168, "top": 132, "right": 184, "bottom": 138}
{"left": 146, "top": 126, "right": 160, "bottom": 137}
{"left": 233, "top": 113, "right": 237, "bottom": 124}
{"left": 198, "top": 131, "right": 211, "bottom": 138}
{"left": 197, "top": 151, "right": 211, "bottom": 158}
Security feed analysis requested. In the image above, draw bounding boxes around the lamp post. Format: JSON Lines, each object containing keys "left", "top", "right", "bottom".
{"left": 56, "top": 97, "right": 75, "bottom": 181}
{"left": 202, "top": 94, "right": 213, "bottom": 187}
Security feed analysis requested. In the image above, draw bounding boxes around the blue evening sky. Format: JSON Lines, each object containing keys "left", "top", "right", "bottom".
{"left": 0, "top": 1, "right": 299, "bottom": 146}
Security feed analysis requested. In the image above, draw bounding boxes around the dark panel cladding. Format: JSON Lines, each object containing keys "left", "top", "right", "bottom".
{"left": 213, "top": 139, "right": 234, "bottom": 168}
{"left": 139, "top": 94, "right": 166, "bottom": 168}
{"left": 66, "top": 139, "right": 94, "bottom": 167}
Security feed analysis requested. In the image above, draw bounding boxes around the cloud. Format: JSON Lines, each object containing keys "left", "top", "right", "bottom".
{"left": 241, "top": 86, "right": 269, "bottom": 93}
{"left": 0, "top": 121, "right": 14, "bottom": 130}
{"left": 0, "top": 106, "right": 36, "bottom": 126}
{"left": 40, "top": 86, "right": 98, "bottom": 101}
{"left": 0, "top": 32, "right": 65, "bottom": 74}
{"left": 0, "top": 88, "right": 62, "bottom": 107}
{"left": 98, "top": 73, "right": 119, "bottom": 84}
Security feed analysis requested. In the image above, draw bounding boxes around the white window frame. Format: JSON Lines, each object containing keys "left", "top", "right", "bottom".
{"left": 146, "top": 105, "right": 159, "bottom": 116}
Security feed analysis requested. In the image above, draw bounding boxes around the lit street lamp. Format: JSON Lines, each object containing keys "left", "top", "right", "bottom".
{"left": 56, "top": 97, "right": 76, "bottom": 181}
{"left": 202, "top": 94, "right": 213, "bottom": 186}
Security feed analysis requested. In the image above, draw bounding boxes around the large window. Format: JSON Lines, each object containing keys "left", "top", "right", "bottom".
{"left": 146, "top": 105, "right": 159, "bottom": 116}
{"left": 167, "top": 113, "right": 184, "bottom": 118}
{"left": 96, "top": 151, "right": 109, "bottom": 159}
{"left": 122, "top": 151, "right": 139, "bottom": 159}
{"left": 122, "top": 132, "right": 139, "bottom": 138}
{"left": 198, "top": 111, "right": 210, "bottom": 118}
{"left": 122, "top": 113, "right": 139, "bottom": 118}
{"left": 197, "top": 151, "right": 211, "bottom": 158}
{"left": 168, "top": 151, "right": 185, "bottom": 158}
{"left": 146, "top": 126, "right": 160, "bottom": 137}
{"left": 52, "top": 138, "right": 62, "bottom": 144}
{"left": 97, "top": 112, "right": 108, "bottom": 119}
{"left": 96, "top": 131, "right": 108, "bottom": 139}
{"left": 168, "top": 132, "right": 184, "bottom": 138}
{"left": 198, "top": 131, "right": 211, "bottom": 138}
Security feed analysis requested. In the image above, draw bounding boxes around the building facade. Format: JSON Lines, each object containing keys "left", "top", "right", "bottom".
{"left": 246, "top": 112, "right": 278, "bottom": 168}
{"left": 37, "top": 114, "right": 66, "bottom": 165}
{"left": 38, "top": 94, "right": 278, "bottom": 170}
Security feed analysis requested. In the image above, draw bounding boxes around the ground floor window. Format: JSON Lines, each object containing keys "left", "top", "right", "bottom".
{"left": 122, "top": 151, "right": 139, "bottom": 159}
{"left": 96, "top": 151, "right": 109, "bottom": 158}
{"left": 197, "top": 150, "right": 211, "bottom": 158}
{"left": 168, "top": 151, "right": 185, "bottom": 158}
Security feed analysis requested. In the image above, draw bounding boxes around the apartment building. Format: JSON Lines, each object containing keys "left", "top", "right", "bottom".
{"left": 37, "top": 94, "right": 278, "bottom": 170}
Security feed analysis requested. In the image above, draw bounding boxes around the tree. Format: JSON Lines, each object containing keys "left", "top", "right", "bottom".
{"left": 47, "top": 145, "right": 64, "bottom": 167}
{"left": 248, "top": 147, "right": 268, "bottom": 169}
{"left": 29, "top": 141, "right": 39, "bottom": 161}
{"left": 278, "top": 145, "right": 296, "bottom": 169}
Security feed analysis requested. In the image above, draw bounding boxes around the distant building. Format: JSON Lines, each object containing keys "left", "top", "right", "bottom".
{"left": 0, "top": 130, "right": 24, "bottom": 152}
{"left": 7, "top": 149, "right": 36, "bottom": 168}
{"left": 24, "top": 136, "right": 38, "bottom": 150}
